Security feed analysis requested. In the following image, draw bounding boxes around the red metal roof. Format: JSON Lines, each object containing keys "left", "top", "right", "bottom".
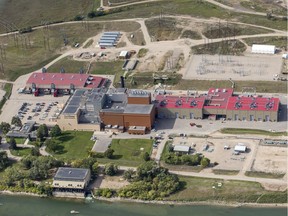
{"left": 26, "top": 73, "right": 105, "bottom": 89}
{"left": 226, "top": 96, "right": 279, "bottom": 112}
{"left": 155, "top": 94, "right": 205, "bottom": 110}
{"left": 203, "top": 88, "right": 233, "bottom": 109}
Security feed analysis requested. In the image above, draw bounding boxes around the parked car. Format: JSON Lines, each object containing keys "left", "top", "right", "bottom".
{"left": 190, "top": 122, "right": 196, "bottom": 127}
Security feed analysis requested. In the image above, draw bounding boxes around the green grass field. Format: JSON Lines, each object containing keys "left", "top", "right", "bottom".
{"left": 10, "top": 147, "right": 31, "bottom": 157}
{"left": 97, "top": 139, "right": 153, "bottom": 166}
{"left": 166, "top": 176, "right": 287, "bottom": 203}
{"left": 243, "top": 36, "right": 287, "bottom": 48}
{"left": 50, "top": 131, "right": 94, "bottom": 161}
{"left": 245, "top": 171, "right": 286, "bottom": 179}
{"left": 212, "top": 169, "right": 239, "bottom": 175}
{"left": 0, "top": 0, "right": 100, "bottom": 33}
{"left": 48, "top": 57, "right": 89, "bottom": 73}
{"left": 0, "top": 21, "right": 140, "bottom": 81}
{"left": 220, "top": 128, "right": 288, "bottom": 136}
{"left": 174, "top": 80, "right": 288, "bottom": 93}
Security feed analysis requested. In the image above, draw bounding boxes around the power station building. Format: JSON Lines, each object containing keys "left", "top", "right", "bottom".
{"left": 58, "top": 88, "right": 155, "bottom": 133}
{"left": 26, "top": 72, "right": 108, "bottom": 96}
{"left": 156, "top": 88, "right": 280, "bottom": 122}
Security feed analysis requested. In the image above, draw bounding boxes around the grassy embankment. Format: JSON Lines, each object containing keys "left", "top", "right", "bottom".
{"left": 0, "top": 83, "right": 13, "bottom": 113}
{"left": 166, "top": 176, "right": 287, "bottom": 203}
{"left": 245, "top": 171, "right": 286, "bottom": 179}
{"left": 220, "top": 128, "right": 288, "bottom": 136}
{"left": 243, "top": 36, "right": 287, "bottom": 48}
{"left": 96, "top": 139, "right": 153, "bottom": 167}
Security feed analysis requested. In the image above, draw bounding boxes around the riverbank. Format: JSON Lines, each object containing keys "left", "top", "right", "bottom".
{"left": 91, "top": 193, "right": 288, "bottom": 208}
{"left": 0, "top": 190, "right": 46, "bottom": 197}
{"left": 1, "top": 189, "right": 287, "bottom": 208}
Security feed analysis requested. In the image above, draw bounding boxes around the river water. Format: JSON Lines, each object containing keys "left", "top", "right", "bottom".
{"left": 0, "top": 195, "right": 287, "bottom": 216}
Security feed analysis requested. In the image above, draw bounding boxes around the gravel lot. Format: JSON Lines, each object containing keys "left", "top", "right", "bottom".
{"left": 252, "top": 145, "right": 287, "bottom": 174}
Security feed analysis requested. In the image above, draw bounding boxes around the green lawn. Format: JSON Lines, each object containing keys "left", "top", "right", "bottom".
{"left": 97, "top": 139, "right": 153, "bottom": 166}
{"left": 220, "top": 128, "right": 288, "bottom": 136}
{"left": 10, "top": 148, "right": 31, "bottom": 157}
{"left": 166, "top": 176, "right": 287, "bottom": 203}
{"left": 50, "top": 131, "right": 94, "bottom": 161}
{"left": 48, "top": 57, "right": 89, "bottom": 73}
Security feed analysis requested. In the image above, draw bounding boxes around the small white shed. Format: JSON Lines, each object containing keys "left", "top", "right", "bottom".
{"left": 234, "top": 145, "right": 247, "bottom": 152}
{"left": 251, "top": 44, "right": 276, "bottom": 54}
{"left": 173, "top": 145, "right": 190, "bottom": 153}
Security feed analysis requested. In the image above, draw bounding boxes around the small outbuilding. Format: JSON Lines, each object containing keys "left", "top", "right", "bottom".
{"left": 119, "top": 51, "right": 129, "bottom": 59}
{"left": 53, "top": 167, "right": 91, "bottom": 190}
{"left": 234, "top": 144, "right": 247, "bottom": 153}
{"left": 251, "top": 44, "right": 276, "bottom": 54}
{"left": 173, "top": 145, "right": 190, "bottom": 154}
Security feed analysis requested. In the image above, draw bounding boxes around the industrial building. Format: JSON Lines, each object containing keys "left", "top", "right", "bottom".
{"left": 251, "top": 44, "right": 276, "bottom": 54}
{"left": 156, "top": 88, "right": 280, "bottom": 122}
{"left": 52, "top": 167, "right": 91, "bottom": 198}
{"left": 26, "top": 72, "right": 108, "bottom": 96}
{"left": 98, "top": 31, "right": 121, "bottom": 48}
{"left": 58, "top": 88, "right": 155, "bottom": 133}
{"left": 99, "top": 89, "right": 155, "bottom": 133}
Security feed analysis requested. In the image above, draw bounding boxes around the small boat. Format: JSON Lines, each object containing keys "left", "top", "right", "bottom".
{"left": 70, "top": 210, "right": 79, "bottom": 214}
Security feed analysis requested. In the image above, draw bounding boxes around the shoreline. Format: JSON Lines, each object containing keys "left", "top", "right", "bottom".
{"left": 90, "top": 193, "right": 288, "bottom": 208}
{"left": 0, "top": 190, "right": 287, "bottom": 208}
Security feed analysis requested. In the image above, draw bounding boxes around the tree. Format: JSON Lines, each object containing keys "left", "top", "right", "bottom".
{"left": 0, "top": 122, "right": 10, "bottom": 134}
{"left": 45, "top": 139, "right": 58, "bottom": 153}
{"left": 87, "top": 11, "right": 96, "bottom": 18}
{"left": 142, "top": 152, "right": 150, "bottom": 161}
{"left": 200, "top": 157, "right": 210, "bottom": 168}
{"left": 37, "top": 124, "right": 48, "bottom": 141}
{"left": 50, "top": 125, "right": 61, "bottom": 137}
{"left": 104, "top": 148, "right": 114, "bottom": 159}
{"left": 9, "top": 137, "right": 17, "bottom": 150}
{"left": 11, "top": 116, "right": 22, "bottom": 127}
{"left": 31, "top": 147, "right": 40, "bottom": 156}
{"left": 123, "top": 169, "right": 135, "bottom": 182}
{"left": 104, "top": 163, "right": 118, "bottom": 176}
{"left": 0, "top": 151, "right": 9, "bottom": 171}
{"left": 0, "top": 136, "right": 2, "bottom": 145}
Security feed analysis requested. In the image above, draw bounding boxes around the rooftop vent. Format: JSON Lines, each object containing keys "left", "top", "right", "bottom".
{"left": 190, "top": 100, "right": 197, "bottom": 107}
{"left": 160, "top": 100, "right": 167, "bottom": 107}
{"left": 250, "top": 102, "right": 257, "bottom": 109}
{"left": 175, "top": 99, "right": 182, "bottom": 106}
{"left": 235, "top": 101, "right": 242, "bottom": 109}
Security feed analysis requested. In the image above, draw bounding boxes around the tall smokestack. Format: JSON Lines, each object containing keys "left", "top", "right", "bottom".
{"left": 120, "top": 76, "right": 125, "bottom": 88}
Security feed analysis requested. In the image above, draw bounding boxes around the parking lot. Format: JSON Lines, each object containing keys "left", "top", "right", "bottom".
{"left": 172, "top": 137, "right": 258, "bottom": 171}
{"left": 0, "top": 93, "right": 69, "bottom": 125}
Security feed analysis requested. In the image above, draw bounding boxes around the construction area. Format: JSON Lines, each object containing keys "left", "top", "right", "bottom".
{"left": 184, "top": 55, "right": 283, "bottom": 81}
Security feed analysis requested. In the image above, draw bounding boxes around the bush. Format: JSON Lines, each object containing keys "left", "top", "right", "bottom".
{"left": 104, "top": 163, "right": 118, "bottom": 176}
{"left": 104, "top": 148, "right": 114, "bottom": 159}
{"left": 9, "top": 137, "right": 17, "bottom": 150}
{"left": 142, "top": 152, "right": 150, "bottom": 161}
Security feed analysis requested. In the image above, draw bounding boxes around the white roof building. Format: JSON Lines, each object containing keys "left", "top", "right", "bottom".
{"left": 119, "top": 51, "right": 128, "bottom": 58}
{"left": 173, "top": 145, "right": 190, "bottom": 153}
{"left": 251, "top": 44, "right": 276, "bottom": 54}
{"left": 234, "top": 145, "right": 247, "bottom": 152}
